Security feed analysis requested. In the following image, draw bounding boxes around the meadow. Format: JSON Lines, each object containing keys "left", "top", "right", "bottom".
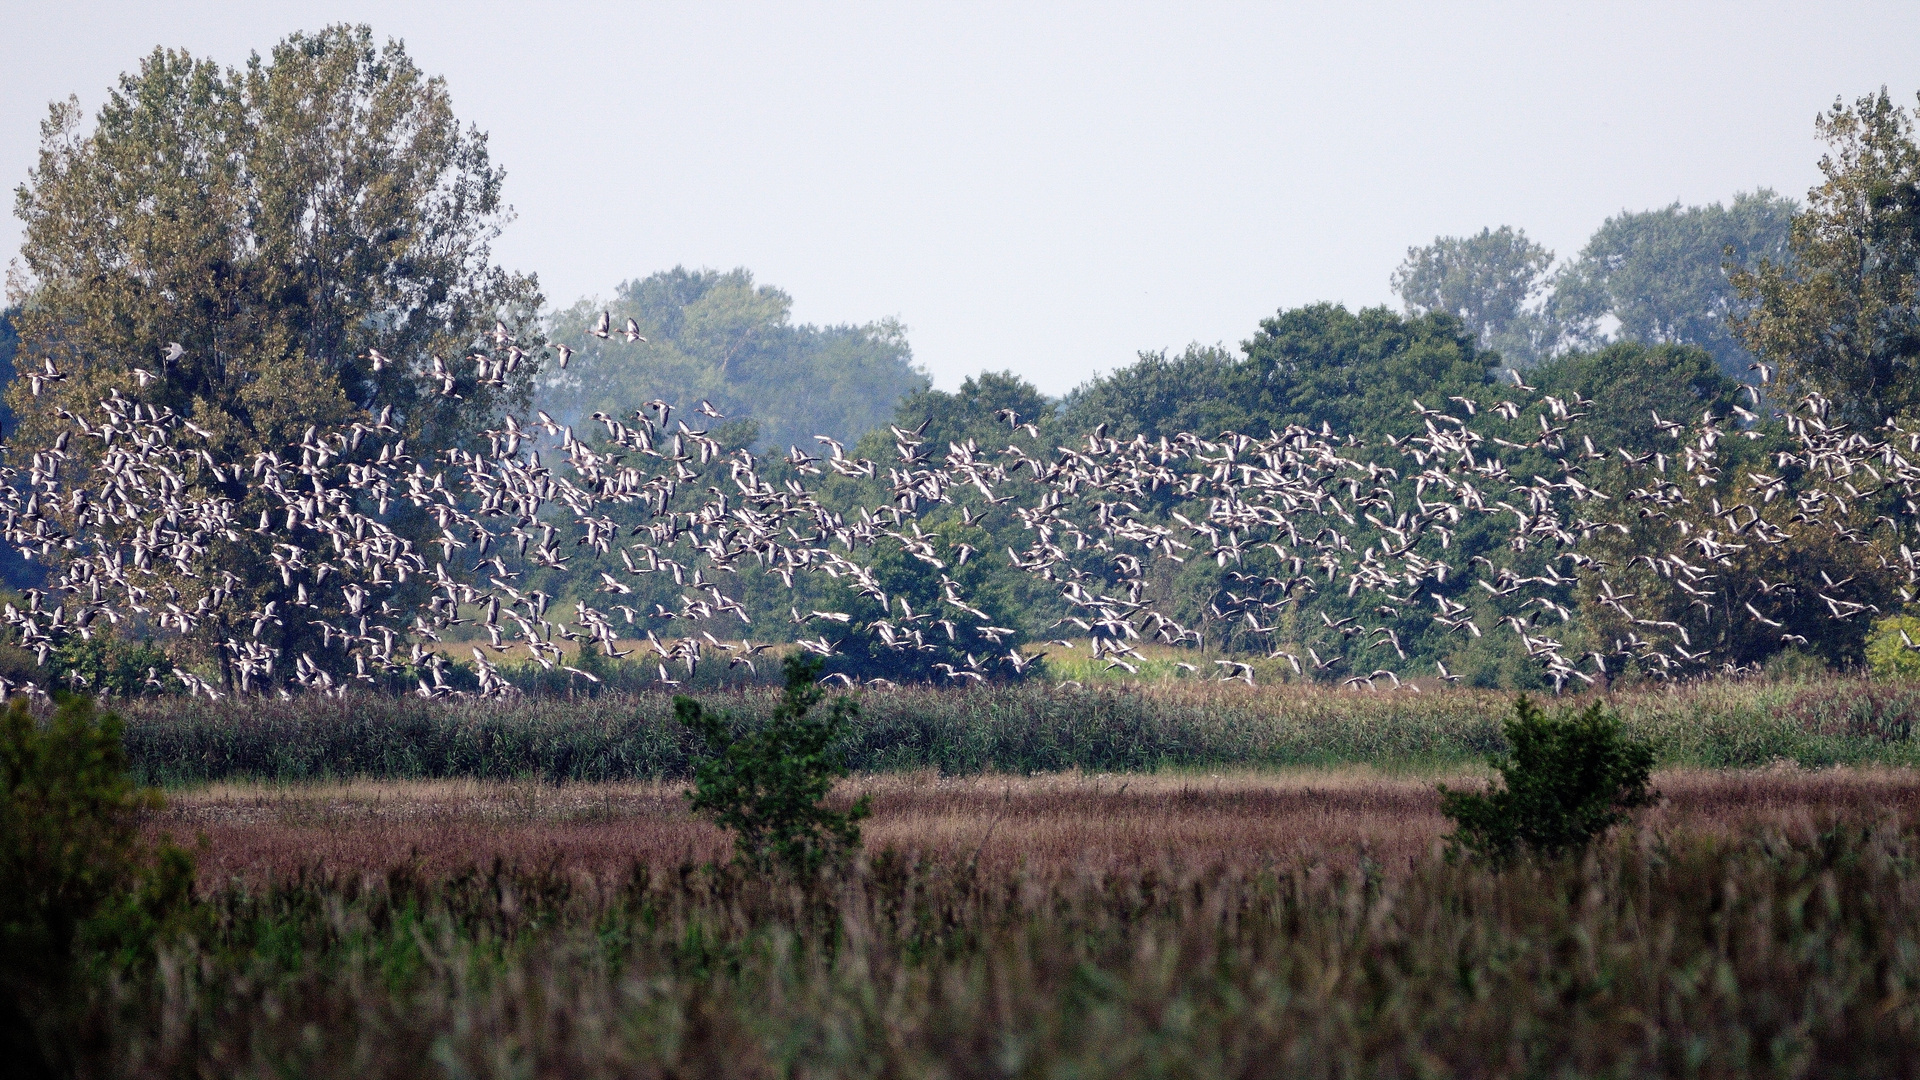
{"left": 19, "top": 676, "right": 1920, "bottom": 1077}
{"left": 76, "top": 765, "right": 1920, "bottom": 1077}
{"left": 118, "top": 675, "right": 1920, "bottom": 785}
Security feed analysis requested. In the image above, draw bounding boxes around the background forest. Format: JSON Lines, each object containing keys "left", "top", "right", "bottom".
{"left": 1, "top": 27, "right": 1915, "bottom": 695}
{"left": 0, "top": 187, "right": 1823, "bottom": 691}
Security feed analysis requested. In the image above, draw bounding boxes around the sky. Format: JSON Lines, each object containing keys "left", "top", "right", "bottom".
{"left": 4, "top": 2, "right": 1919, "bottom": 396}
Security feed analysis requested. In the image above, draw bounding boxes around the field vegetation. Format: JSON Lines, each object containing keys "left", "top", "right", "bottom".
{"left": 46, "top": 765, "right": 1920, "bottom": 1077}
{"left": 14, "top": 24, "right": 1920, "bottom": 1079}
{"left": 113, "top": 675, "right": 1920, "bottom": 785}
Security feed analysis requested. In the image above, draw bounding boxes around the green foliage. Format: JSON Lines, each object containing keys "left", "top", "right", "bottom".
{"left": 9, "top": 25, "right": 541, "bottom": 680}
{"left": 677, "top": 655, "right": 871, "bottom": 874}
{"left": 47, "top": 634, "right": 175, "bottom": 697}
{"left": 812, "top": 370, "right": 1061, "bottom": 673}
{"left": 1554, "top": 191, "right": 1795, "bottom": 381}
{"left": 1736, "top": 90, "right": 1920, "bottom": 424}
{"left": 1866, "top": 616, "right": 1920, "bottom": 679}
{"left": 1392, "top": 226, "right": 1559, "bottom": 363}
{"left": 1057, "top": 344, "right": 1239, "bottom": 443}
{"left": 1439, "top": 695, "right": 1658, "bottom": 862}
{"left": 1527, "top": 341, "right": 1745, "bottom": 453}
{"left": 1, "top": 696, "right": 199, "bottom": 1076}
{"left": 541, "top": 267, "right": 928, "bottom": 452}
{"left": 0, "top": 305, "right": 16, "bottom": 437}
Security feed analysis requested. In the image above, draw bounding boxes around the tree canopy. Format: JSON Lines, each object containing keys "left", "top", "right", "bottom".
{"left": 1555, "top": 191, "right": 1794, "bottom": 381}
{"left": 1392, "top": 227, "right": 1558, "bottom": 365}
{"left": 1736, "top": 89, "right": 1920, "bottom": 424}
{"left": 1066, "top": 305, "right": 1495, "bottom": 443}
{"left": 6, "top": 25, "right": 540, "bottom": 684}
{"left": 540, "top": 267, "right": 928, "bottom": 453}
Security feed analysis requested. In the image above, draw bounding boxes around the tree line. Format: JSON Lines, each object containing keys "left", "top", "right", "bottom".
{"left": 2, "top": 25, "right": 1918, "bottom": 692}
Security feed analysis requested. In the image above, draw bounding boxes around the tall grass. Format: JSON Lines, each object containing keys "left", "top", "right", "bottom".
{"left": 81, "top": 812, "right": 1920, "bottom": 1078}
{"left": 115, "top": 676, "right": 1920, "bottom": 785}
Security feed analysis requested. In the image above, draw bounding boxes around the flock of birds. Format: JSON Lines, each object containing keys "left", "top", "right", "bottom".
{"left": 2, "top": 329, "right": 1918, "bottom": 701}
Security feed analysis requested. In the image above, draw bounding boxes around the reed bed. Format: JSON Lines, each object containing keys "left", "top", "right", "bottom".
{"left": 116, "top": 676, "right": 1920, "bottom": 784}
{"left": 153, "top": 766, "right": 1920, "bottom": 888}
{"left": 80, "top": 767, "right": 1920, "bottom": 1078}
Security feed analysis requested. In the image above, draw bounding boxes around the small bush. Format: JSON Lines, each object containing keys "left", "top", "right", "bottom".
{"left": 677, "top": 655, "right": 871, "bottom": 875}
{"left": 1, "top": 695, "right": 199, "bottom": 1077}
{"left": 1439, "top": 695, "right": 1658, "bottom": 863}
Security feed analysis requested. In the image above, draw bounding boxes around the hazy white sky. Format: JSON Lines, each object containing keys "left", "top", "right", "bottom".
{"left": 4, "top": 2, "right": 1919, "bottom": 394}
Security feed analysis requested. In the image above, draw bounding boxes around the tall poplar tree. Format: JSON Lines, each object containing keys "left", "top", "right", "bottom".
{"left": 1736, "top": 89, "right": 1920, "bottom": 424}
{"left": 7, "top": 25, "right": 541, "bottom": 683}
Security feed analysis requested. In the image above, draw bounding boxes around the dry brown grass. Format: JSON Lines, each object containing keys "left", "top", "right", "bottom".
{"left": 88, "top": 765, "right": 1920, "bottom": 1077}
{"left": 154, "top": 764, "right": 1920, "bottom": 887}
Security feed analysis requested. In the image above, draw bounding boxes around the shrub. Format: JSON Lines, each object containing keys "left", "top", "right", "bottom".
{"left": 1439, "top": 695, "right": 1658, "bottom": 863}
{"left": 677, "top": 655, "right": 872, "bottom": 875}
{"left": 0, "top": 695, "right": 199, "bottom": 1077}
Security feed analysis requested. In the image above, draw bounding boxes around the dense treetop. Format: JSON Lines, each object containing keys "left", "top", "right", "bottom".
{"left": 1392, "top": 227, "right": 1558, "bottom": 365}
{"left": 1064, "top": 306, "right": 1493, "bottom": 443}
{"left": 5, "top": 25, "right": 542, "bottom": 683}
{"left": 1736, "top": 89, "right": 1920, "bottom": 425}
{"left": 11, "top": 25, "right": 541, "bottom": 454}
{"left": 1395, "top": 194, "right": 1794, "bottom": 377}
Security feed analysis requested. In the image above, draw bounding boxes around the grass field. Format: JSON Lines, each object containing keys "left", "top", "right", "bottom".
{"left": 117, "top": 676, "right": 1920, "bottom": 784}
{"left": 29, "top": 678, "right": 1920, "bottom": 1075}
{"left": 157, "top": 765, "right": 1920, "bottom": 886}
{"left": 78, "top": 765, "right": 1920, "bottom": 1077}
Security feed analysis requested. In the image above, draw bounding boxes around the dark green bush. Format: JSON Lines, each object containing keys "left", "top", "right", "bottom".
{"left": 677, "top": 656, "right": 871, "bottom": 875}
{"left": 1439, "top": 695, "right": 1658, "bottom": 863}
{"left": 0, "top": 696, "right": 199, "bottom": 1078}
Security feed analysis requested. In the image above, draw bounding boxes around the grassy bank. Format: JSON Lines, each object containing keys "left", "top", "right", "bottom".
{"left": 115, "top": 677, "right": 1920, "bottom": 785}
{"left": 76, "top": 771, "right": 1920, "bottom": 1077}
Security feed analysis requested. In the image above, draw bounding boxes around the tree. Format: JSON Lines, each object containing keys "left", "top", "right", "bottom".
{"left": 1063, "top": 307, "right": 1496, "bottom": 446}
{"left": 818, "top": 371, "right": 1058, "bottom": 679}
{"left": 678, "top": 654, "right": 871, "bottom": 875}
{"left": 540, "top": 267, "right": 928, "bottom": 454}
{"left": 0, "top": 309, "right": 29, "bottom": 590}
{"left": 1528, "top": 341, "right": 1746, "bottom": 456}
{"left": 1554, "top": 191, "right": 1795, "bottom": 381}
{"left": 1392, "top": 227, "right": 1559, "bottom": 364}
{"left": 1235, "top": 304, "right": 1497, "bottom": 440}
{"left": 8, "top": 26, "right": 540, "bottom": 685}
{"left": 0, "top": 307, "right": 16, "bottom": 435}
{"left": 1438, "top": 696, "right": 1657, "bottom": 864}
{"left": 1058, "top": 344, "right": 1240, "bottom": 442}
{"left": 1735, "top": 89, "right": 1920, "bottom": 425}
